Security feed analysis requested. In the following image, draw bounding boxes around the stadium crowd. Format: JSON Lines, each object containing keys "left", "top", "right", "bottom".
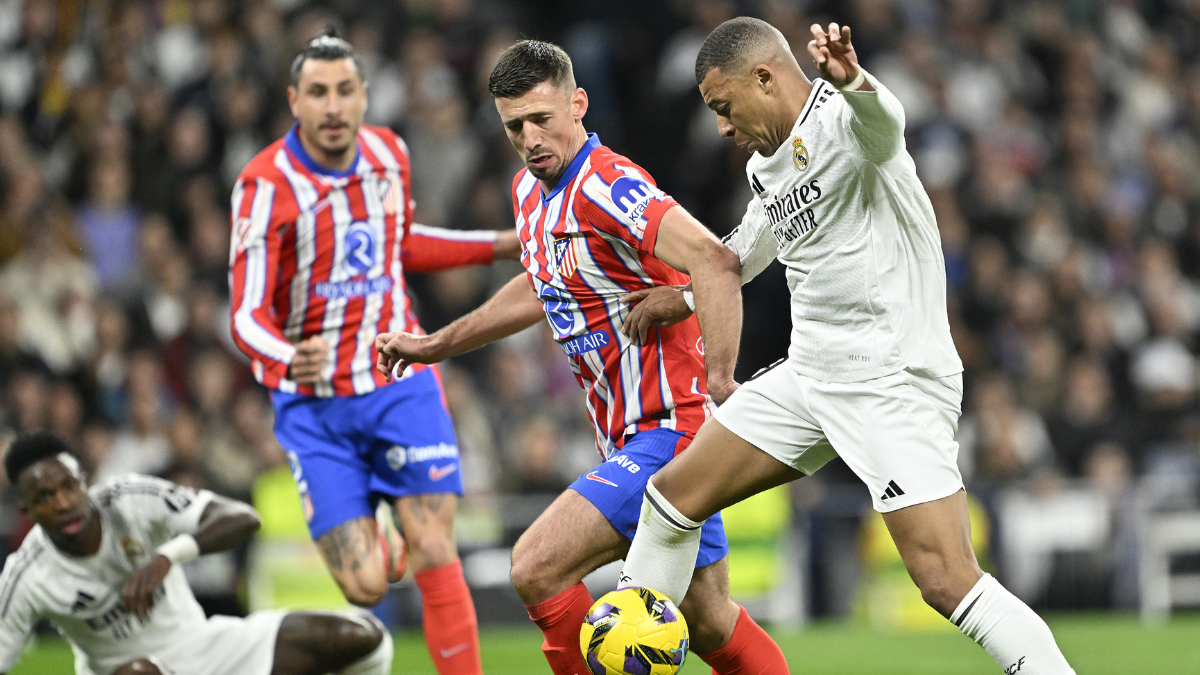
{"left": 2, "top": 0, "right": 1199, "bottom": 617}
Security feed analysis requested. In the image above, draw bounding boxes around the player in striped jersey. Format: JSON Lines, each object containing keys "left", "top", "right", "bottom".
{"left": 376, "top": 41, "right": 788, "bottom": 674}
{"left": 228, "top": 31, "right": 517, "bottom": 675}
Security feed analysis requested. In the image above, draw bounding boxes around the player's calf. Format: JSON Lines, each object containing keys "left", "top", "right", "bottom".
{"left": 394, "top": 493, "right": 459, "bottom": 572}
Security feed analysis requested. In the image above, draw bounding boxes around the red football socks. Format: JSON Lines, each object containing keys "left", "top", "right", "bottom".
{"left": 526, "top": 582, "right": 595, "bottom": 675}
{"left": 414, "top": 560, "right": 482, "bottom": 675}
{"left": 696, "top": 605, "right": 789, "bottom": 674}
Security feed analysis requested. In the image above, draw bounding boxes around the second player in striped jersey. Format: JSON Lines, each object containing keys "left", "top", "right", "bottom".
{"left": 375, "top": 40, "right": 788, "bottom": 675}
{"left": 228, "top": 32, "right": 517, "bottom": 675}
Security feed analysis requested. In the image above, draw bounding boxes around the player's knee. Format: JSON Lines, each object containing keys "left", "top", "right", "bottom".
{"left": 337, "top": 614, "right": 386, "bottom": 658}
{"left": 112, "top": 658, "right": 164, "bottom": 675}
{"left": 332, "top": 573, "right": 389, "bottom": 608}
{"left": 678, "top": 596, "right": 737, "bottom": 653}
{"left": 509, "top": 539, "right": 555, "bottom": 601}
{"left": 406, "top": 525, "right": 456, "bottom": 570}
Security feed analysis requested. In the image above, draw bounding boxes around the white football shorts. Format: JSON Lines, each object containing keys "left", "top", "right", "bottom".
{"left": 714, "top": 362, "right": 964, "bottom": 512}
{"left": 152, "top": 610, "right": 286, "bottom": 675}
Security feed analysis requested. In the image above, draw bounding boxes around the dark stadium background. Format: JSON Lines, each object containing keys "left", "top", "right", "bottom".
{"left": 3, "top": 0, "right": 1200, "bottom": 642}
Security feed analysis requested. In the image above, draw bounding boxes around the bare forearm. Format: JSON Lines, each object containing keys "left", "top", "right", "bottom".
{"left": 192, "top": 499, "right": 261, "bottom": 555}
{"left": 429, "top": 274, "right": 545, "bottom": 358}
{"left": 690, "top": 248, "right": 743, "bottom": 391}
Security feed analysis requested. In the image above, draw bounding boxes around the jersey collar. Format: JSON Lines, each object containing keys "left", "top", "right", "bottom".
{"left": 284, "top": 124, "right": 363, "bottom": 179}
{"left": 541, "top": 132, "right": 601, "bottom": 203}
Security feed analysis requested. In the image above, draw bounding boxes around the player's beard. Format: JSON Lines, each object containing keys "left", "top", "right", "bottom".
{"left": 524, "top": 148, "right": 565, "bottom": 183}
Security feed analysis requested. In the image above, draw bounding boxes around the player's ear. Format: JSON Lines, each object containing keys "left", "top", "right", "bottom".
{"left": 286, "top": 85, "right": 299, "bottom": 116}
{"left": 572, "top": 87, "right": 589, "bottom": 122}
{"left": 753, "top": 65, "right": 773, "bottom": 93}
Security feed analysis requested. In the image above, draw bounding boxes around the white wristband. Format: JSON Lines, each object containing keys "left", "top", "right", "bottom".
{"left": 682, "top": 289, "right": 696, "bottom": 312}
{"left": 156, "top": 534, "right": 199, "bottom": 565}
{"left": 837, "top": 70, "right": 866, "bottom": 91}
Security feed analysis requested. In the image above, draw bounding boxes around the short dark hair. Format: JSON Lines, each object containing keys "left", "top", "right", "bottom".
{"left": 488, "top": 40, "right": 575, "bottom": 99}
{"left": 5, "top": 431, "right": 74, "bottom": 486}
{"left": 695, "top": 17, "right": 777, "bottom": 86}
{"left": 290, "top": 26, "right": 365, "bottom": 87}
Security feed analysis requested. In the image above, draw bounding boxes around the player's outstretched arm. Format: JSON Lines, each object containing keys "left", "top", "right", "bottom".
{"left": 375, "top": 273, "right": 544, "bottom": 381}
{"left": 808, "top": 22, "right": 905, "bottom": 164}
{"left": 650, "top": 206, "right": 743, "bottom": 404}
{"left": 121, "top": 497, "right": 260, "bottom": 620}
{"left": 402, "top": 225, "right": 521, "bottom": 273}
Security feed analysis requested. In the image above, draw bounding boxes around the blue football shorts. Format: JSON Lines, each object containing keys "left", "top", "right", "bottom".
{"left": 569, "top": 428, "right": 729, "bottom": 568}
{"left": 271, "top": 368, "right": 463, "bottom": 540}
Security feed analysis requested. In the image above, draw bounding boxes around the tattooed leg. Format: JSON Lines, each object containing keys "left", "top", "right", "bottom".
{"left": 394, "top": 493, "right": 458, "bottom": 572}
{"left": 314, "top": 516, "right": 388, "bottom": 606}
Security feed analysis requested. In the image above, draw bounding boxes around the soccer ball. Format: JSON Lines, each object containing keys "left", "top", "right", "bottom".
{"left": 579, "top": 587, "right": 689, "bottom": 675}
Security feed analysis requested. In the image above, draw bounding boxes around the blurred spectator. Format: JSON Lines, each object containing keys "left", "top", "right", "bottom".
{"left": 957, "top": 373, "right": 1055, "bottom": 482}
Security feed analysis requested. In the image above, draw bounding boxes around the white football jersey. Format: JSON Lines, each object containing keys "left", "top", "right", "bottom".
{"left": 725, "top": 70, "right": 962, "bottom": 382}
{"left": 0, "top": 475, "right": 214, "bottom": 675}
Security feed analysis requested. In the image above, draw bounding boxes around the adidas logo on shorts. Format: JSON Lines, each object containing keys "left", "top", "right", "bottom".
{"left": 879, "top": 480, "right": 906, "bottom": 501}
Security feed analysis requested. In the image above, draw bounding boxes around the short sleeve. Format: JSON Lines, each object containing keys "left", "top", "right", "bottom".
{"left": 723, "top": 198, "right": 777, "bottom": 285}
{"left": 576, "top": 165, "right": 679, "bottom": 255}
{"left": 0, "top": 561, "right": 41, "bottom": 672}
{"left": 97, "top": 476, "right": 215, "bottom": 545}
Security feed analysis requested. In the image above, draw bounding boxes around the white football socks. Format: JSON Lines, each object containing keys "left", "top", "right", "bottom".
{"left": 618, "top": 478, "right": 704, "bottom": 605}
{"left": 337, "top": 615, "right": 394, "bottom": 675}
{"left": 951, "top": 574, "right": 1076, "bottom": 675}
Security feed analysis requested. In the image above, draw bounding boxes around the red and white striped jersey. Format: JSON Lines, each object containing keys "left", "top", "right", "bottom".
{"left": 513, "top": 134, "right": 715, "bottom": 458}
{"left": 229, "top": 124, "right": 497, "bottom": 397}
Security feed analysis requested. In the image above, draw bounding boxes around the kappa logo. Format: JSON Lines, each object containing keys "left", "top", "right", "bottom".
{"left": 428, "top": 464, "right": 458, "bottom": 481}
{"left": 879, "top": 480, "right": 906, "bottom": 501}
{"left": 586, "top": 471, "right": 618, "bottom": 487}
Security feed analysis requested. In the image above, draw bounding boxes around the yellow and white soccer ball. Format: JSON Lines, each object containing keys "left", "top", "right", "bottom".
{"left": 579, "top": 587, "right": 689, "bottom": 675}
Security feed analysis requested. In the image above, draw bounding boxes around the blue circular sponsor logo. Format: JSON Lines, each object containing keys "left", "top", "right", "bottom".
{"left": 610, "top": 177, "right": 654, "bottom": 219}
{"left": 343, "top": 222, "right": 376, "bottom": 276}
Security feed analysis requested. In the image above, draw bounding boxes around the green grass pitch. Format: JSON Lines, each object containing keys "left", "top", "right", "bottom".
{"left": 12, "top": 613, "right": 1199, "bottom": 674}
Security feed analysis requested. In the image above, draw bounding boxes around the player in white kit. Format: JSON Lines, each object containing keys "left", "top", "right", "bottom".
{"left": 616, "top": 17, "right": 1078, "bottom": 675}
{"left": 0, "top": 432, "right": 393, "bottom": 675}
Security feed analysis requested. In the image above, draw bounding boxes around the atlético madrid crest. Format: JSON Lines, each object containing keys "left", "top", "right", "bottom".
{"left": 793, "top": 136, "right": 809, "bottom": 172}
{"left": 554, "top": 237, "right": 578, "bottom": 278}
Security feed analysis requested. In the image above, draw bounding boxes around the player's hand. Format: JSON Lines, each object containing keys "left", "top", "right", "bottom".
{"left": 375, "top": 332, "right": 440, "bottom": 381}
{"left": 121, "top": 554, "right": 171, "bottom": 621}
{"left": 620, "top": 286, "right": 694, "bottom": 344}
{"left": 288, "top": 336, "right": 331, "bottom": 384}
{"left": 708, "top": 378, "right": 740, "bottom": 406}
{"left": 493, "top": 230, "right": 522, "bottom": 261}
{"left": 807, "top": 23, "right": 865, "bottom": 89}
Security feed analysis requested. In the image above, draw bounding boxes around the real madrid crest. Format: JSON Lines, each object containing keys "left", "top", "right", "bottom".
{"left": 792, "top": 137, "right": 810, "bottom": 172}
{"left": 121, "top": 537, "right": 146, "bottom": 564}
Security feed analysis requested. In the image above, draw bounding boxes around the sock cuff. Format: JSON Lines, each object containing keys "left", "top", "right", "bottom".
{"left": 414, "top": 560, "right": 468, "bottom": 602}
{"left": 645, "top": 479, "right": 702, "bottom": 531}
{"left": 526, "top": 582, "right": 592, "bottom": 623}
{"left": 950, "top": 572, "right": 996, "bottom": 627}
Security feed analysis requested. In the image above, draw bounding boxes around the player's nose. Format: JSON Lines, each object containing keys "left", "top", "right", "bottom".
{"left": 717, "top": 117, "right": 735, "bottom": 137}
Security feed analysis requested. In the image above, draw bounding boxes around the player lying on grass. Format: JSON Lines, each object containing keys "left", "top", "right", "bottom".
{"left": 376, "top": 39, "right": 788, "bottom": 675}
{"left": 616, "top": 17, "right": 1077, "bottom": 675}
{"left": 0, "top": 432, "right": 392, "bottom": 675}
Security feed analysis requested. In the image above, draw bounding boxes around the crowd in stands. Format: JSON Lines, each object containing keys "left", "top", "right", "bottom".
{"left": 2, "top": 0, "right": 1199, "bottom": 614}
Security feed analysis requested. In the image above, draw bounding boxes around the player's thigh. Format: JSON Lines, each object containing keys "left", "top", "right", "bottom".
{"left": 314, "top": 516, "right": 386, "bottom": 599}
{"left": 272, "top": 393, "right": 376, "bottom": 545}
{"left": 272, "top": 611, "right": 384, "bottom": 675}
{"left": 812, "top": 370, "right": 965, "bottom": 514}
{"left": 677, "top": 557, "right": 740, "bottom": 651}
{"left": 510, "top": 488, "right": 629, "bottom": 602}
{"left": 881, "top": 489, "right": 982, "bottom": 614}
{"left": 654, "top": 420, "right": 803, "bottom": 523}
